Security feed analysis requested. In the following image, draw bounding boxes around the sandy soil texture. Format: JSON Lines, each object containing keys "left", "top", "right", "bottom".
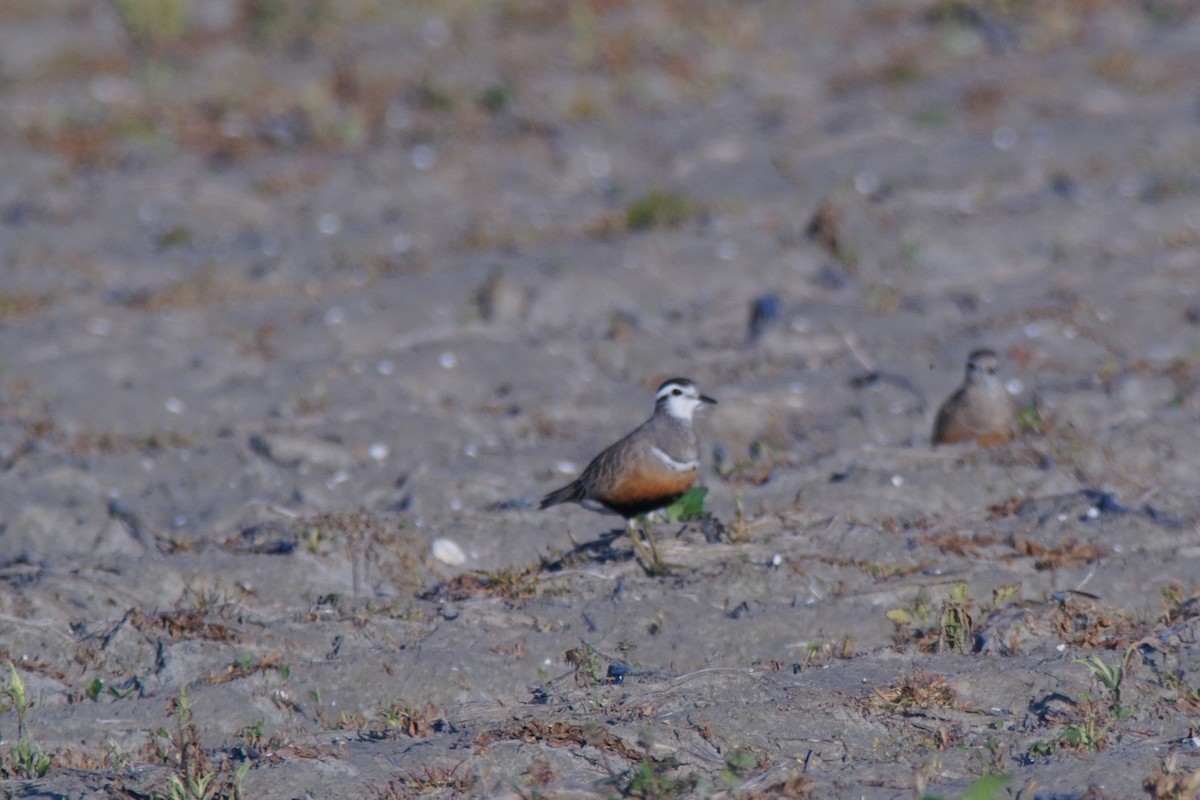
{"left": 2, "top": 1, "right": 1200, "bottom": 798}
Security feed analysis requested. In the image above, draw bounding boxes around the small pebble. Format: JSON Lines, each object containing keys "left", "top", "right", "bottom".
{"left": 1006, "top": 379, "right": 1023, "bottom": 395}
{"left": 376, "top": 359, "right": 395, "bottom": 376}
{"left": 324, "top": 307, "right": 346, "bottom": 326}
{"left": 432, "top": 538, "right": 466, "bottom": 565}
{"left": 439, "top": 351, "right": 457, "bottom": 369}
{"left": 326, "top": 471, "right": 350, "bottom": 489}
{"left": 890, "top": 474, "right": 903, "bottom": 487}
{"left": 556, "top": 461, "right": 577, "bottom": 475}
{"left": 165, "top": 397, "right": 185, "bottom": 414}
{"left": 1086, "top": 506, "right": 1099, "bottom": 519}
{"left": 368, "top": 443, "right": 389, "bottom": 462}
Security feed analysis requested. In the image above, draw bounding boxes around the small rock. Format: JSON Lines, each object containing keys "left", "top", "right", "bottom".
{"left": 432, "top": 538, "right": 467, "bottom": 566}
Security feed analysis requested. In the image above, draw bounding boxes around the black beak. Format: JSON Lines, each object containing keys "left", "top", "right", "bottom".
{"left": 700, "top": 394, "right": 717, "bottom": 405}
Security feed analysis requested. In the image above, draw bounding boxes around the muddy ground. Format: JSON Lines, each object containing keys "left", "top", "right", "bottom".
{"left": 1, "top": 1, "right": 1200, "bottom": 798}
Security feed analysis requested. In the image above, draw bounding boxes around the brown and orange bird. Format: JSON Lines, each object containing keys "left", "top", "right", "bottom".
{"left": 541, "top": 378, "right": 716, "bottom": 570}
{"left": 932, "top": 349, "right": 1015, "bottom": 447}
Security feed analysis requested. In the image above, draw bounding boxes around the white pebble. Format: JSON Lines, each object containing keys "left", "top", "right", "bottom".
{"left": 464, "top": 443, "right": 479, "bottom": 458}
{"left": 324, "top": 307, "right": 346, "bottom": 326}
{"left": 449, "top": 498, "right": 462, "bottom": 511}
{"left": 1056, "top": 643, "right": 1067, "bottom": 652}
{"left": 368, "top": 443, "right": 389, "bottom": 462}
{"left": 1006, "top": 379, "right": 1023, "bottom": 395}
{"left": 890, "top": 474, "right": 903, "bottom": 487}
{"left": 326, "top": 471, "right": 350, "bottom": 489}
{"left": 556, "top": 461, "right": 578, "bottom": 475}
{"left": 376, "top": 359, "right": 395, "bottom": 376}
{"left": 165, "top": 397, "right": 185, "bottom": 414}
{"left": 1086, "top": 506, "right": 1099, "bottom": 519}
{"left": 717, "top": 240, "right": 738, "bottom": 260}
{"left": 771, "top": 554, "right": 782, "bottom": 568}
{"left": 432, "top": 538, "right": 466, "bottom": 566}
{"left": 439, "top": 351, "right": 457, "bottom": 369}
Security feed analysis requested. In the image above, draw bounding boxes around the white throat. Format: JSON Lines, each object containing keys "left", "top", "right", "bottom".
{"left": 661, "top": 395, "right": 700, "bottom": 421}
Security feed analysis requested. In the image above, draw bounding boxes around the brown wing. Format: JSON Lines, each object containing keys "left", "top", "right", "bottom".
{"left": 932, "top": 387, "right": 1014, "bottom": 447}
{"left": 578, "top": 437, "right": 697, "bottom": 517}
{"left": 932, "top": 388, "right": 972, "bottom": 445}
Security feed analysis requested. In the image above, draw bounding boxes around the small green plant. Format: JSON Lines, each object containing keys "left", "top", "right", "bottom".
{"left": 4, "top": 661, "right": 28, "bottom": 739}
{"left": 111, "top": 0, "right": 191, "bottom": 48}
{"left": 1026, "top": 739, "right": 1056, "bottom": 758}
{"left": 1076, "top": 643, "right": 1136, "bottom": 715}
{"left": 938, "top": 582, "right": 975, "bottom": 653}
{"left": 626, "top": 189, "right": 693, "bottom": 230}
{"left": 238, "top": 720, "right": 265, "bottom": 750}
{"left": 564, "top": 644, "right": 606, "bottom": 687}
{"left": 375, "top": 701, "right": 438, "bottom": 738}
{"left": 717, "top": 746, "right": 759, "bottom": 787}
{"left": 608, "top": 757, "right": 699, "bottom": 798}
{"left": 0, "top": 738, "right": 52, "bottom": 779}
{"left": 0, "top": 662, "right": 52, "bottom": 779}
{"left": 664, "top": 486, "right": 707, "bottom": 523}
{"left": 1015, "top": 402, "right": 1043, "bottom": 435}
{"left": 1060, "top": 715, "right": 1108, "bottom": 752}
{"left": 153, "top": 686, "right": 249, "bottom": 800}
{"left": 921, "top": 773, "right": 1009, "bottom": 800}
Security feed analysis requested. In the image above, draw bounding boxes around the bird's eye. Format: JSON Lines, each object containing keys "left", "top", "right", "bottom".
{"left": 671, "top": 388, "right": 682, "bottom": 396}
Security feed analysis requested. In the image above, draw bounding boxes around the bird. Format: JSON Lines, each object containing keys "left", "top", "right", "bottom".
{"left": 540, "top": 377, "right": 716, "bottom": 571}
{"left": 932, "top": 348, "right": 1015, "bottom": 447}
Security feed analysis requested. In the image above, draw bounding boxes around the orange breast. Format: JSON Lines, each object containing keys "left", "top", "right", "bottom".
{"left": 595, "top": 460, "right": 698, "bottom": 516}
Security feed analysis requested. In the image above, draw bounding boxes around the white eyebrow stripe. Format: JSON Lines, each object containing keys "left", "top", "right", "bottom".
{"left": 649, "top": 445, "right": 698, "bottom": 471}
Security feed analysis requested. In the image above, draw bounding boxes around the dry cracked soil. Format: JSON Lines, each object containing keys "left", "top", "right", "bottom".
{"left": 2, "top": 1, "right": 1200, "bottom": 799}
